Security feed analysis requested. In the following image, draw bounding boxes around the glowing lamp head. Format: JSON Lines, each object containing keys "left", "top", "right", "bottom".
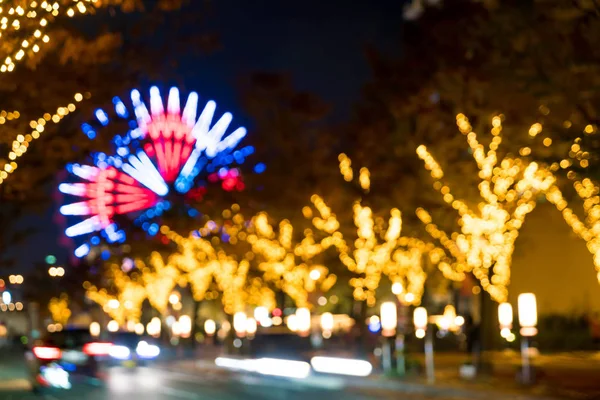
{"left": 178, "top": 315, "right": 192, "bottom": 338}
{"left": 134, "top": 323, "right": 145, "bottom": 335}
{"left": 518, "top": 293, "right": 537, "bottom": 336}
{"left": 107, "top": 320, "right": 119, "bottom": 332}
{"left": 254, "top": 307, "right": 269, "bottom": 323}
{"left": 204, "top": 319, "right": 216, "bottom": 336}
{"left": 89, "top": 322, "right": 101, "bottom": 337}
{"left": 413, "top": 307, "right": 428, "bottom": 331}
{"left": 245, "top": 318, "right": 257, "bottom": 335}
{"left": 295, "top": 308, "right": 311, "bottom": 336}
{"left": 233, "top": 312, "right": 247, "bottom": 336}
{"left": 320, "top": 312, "right": 334, "bottom": 333}
{"left": 380, "top": 302, "right": 397, "bottom": 337}
{"left": 498, "top": 302, "right": 513, "bottom": 328}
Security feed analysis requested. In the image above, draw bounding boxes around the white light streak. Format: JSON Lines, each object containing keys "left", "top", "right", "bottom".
{"left": 310, "top": 357, "right": 373, "bottom": 377}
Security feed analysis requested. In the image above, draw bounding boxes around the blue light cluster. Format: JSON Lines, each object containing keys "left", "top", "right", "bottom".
{"left": 253, "top": 162, "right": 266, "bottom": 174}
{"left": 95, "top": 109, "right": 109, "bottom": 126}
{"left": 113, "top": 97, "right": 129, "bottom": 118}
{"left": 81, "top": 123, "right": 96, "bottom": 140}
{"left": 102, "top": 223, "right": 126, "bottom": 244}
{"left": 134, "top": 201, "right": 171, "bottom": 229}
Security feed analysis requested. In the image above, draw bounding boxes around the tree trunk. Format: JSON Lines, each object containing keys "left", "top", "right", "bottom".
{"left": 190, "top": 299, "right": 201, "bottom": 351}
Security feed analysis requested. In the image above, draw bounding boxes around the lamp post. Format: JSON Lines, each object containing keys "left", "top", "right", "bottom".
{"left": 233, "top": 312, "right": 247, "bottom": 338}
{"left": 380, "top": 302, "right": 397, "bottom": 373}
{"left": 414, "top": 307, "right": 434, "bottom": 383}
{"left": 321, "top": 312, "right": 334, "bottom": 339}
{"left": 518, "top": 293, "right": 537, "bottom": 385}
{"left": 498, "top": 302, "right": 513, "bottom": 339}
{"left": 296, "top": 308, "right": 311, "bottom": 337}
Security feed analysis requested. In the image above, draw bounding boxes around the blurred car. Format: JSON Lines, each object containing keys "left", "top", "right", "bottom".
{"left": 25, "top": 328, "right": 111, "bottom": 393}
{"left": 106, "top": 331, "right": 161, "bottom": 367}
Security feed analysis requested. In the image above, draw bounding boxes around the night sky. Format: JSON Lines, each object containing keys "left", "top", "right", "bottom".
{"left": 10, "top": 0, "right": 405, "bottom": 272}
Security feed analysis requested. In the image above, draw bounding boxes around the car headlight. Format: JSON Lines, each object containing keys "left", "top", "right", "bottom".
{"left": 136, "top": 341, "right": 160, "bottom": 359}
{"left": 109, "top": 345, "right": 131, "bottom": 360}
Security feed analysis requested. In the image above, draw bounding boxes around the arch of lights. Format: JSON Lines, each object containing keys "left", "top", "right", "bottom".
{"left": 59, "top": 86, "right": 263, "bottom": 258}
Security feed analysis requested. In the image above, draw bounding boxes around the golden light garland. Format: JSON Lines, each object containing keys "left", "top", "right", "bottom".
{"left": 416, "top": 114, "right": 555, "bottom": 303}
{"left": 0, "top": 0, "right": 95, "bottom": 74}
{"left": 0, "top": 91, "right": 87, "bottom": 185}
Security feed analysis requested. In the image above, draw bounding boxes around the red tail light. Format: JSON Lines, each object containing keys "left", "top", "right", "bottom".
{"left": 33, "top": 346, "right": 62, "bottom": 360}
{"left": 83, "top": 342, "right": 113, "bottom": 356}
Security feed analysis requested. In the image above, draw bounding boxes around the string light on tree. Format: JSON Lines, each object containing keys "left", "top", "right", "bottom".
{"left": 307, "top": 154, "right": 438, "bottom": 307}
{"left": 0, "top": 93, "right": 86, "bottom": 185}
{"left": 416, "top": 114, "right": 556, "bottom": 302}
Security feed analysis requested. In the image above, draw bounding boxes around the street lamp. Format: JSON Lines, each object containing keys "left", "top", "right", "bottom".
{"left": 179, "top": 315, "right": 192, "bottom": 339}
{"left": 233, "top": 312, "right": 247, "bottom": 337}
{"left": 89, "top": 322, "right": 100, "bottom": 337}
{"left": 321, "top": 312, "right": 334, "bottom": 339}
{"left": 296, "top": 308, "right": 311, "bottom": 337}
{"left": 518, "top": 293, "right": 537, "bottom": 385}
{"left": 204, "top": 319, "right": 216, "bottom": 336}
{"left": 245, "top": 317, "right": 257, "bottom": 337}
{"left": 379, "top": 302, "right": 397, "bottom": 373}
{"left": 498, "top": 302, "right": 513, "bottom": 339}
{"left": 134, "top": 323, "right": 145, "bottom": 335}
{"left": 413, "top": 307, "right": 434, "bottom": 383}
{"left": 107, "top": 320, "right": 119, "bottom": 333}
{"left": 413, "top": 307, "right": 428, "bottom": 338}
{"left": 380, "top": 302, "right": 397, "bottom": 337}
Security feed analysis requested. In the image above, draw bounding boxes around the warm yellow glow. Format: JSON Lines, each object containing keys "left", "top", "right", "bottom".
{"left": 169, "top": 292, "right": 180, "bottom": 305}
{"left": 296, "top": 307, "right": 311, "bottom": 335}
{"left": 320, "top": 312, "right": 334, "bottom": 332}
{"left": 380, "top": 302, "right": 397, "bottom": 336}
{"left": 178, "top": 315, "right": 192, "bottom": 338}
{"left": 391, "top": 282, "right": 403, "bottom": 295}
{"left": 48, "top": 294, "right": 70, "bottom": 325}
{"left": 498, "top": 302, "right": 513, "bottom": 328}
{"left": 204, "top": 319, "right": 216, "bottom": 336}
{"left": 134, "top": 323, "right": 145, "bottom": 335}
{"left": 413, "top": 307, "right": 428, "bottom": 330}
{"left": 416, "top": 115, "right": 556, "bottom": 302}
{"left": 0, "top": 95, "right": 88, "bottom": 186}
{"left": 518, "top": 293, "right": 537, "bottom": 329}
{"left": 146, "top": 317, "right": 161, "bottom": 338}
{"left": 245, "top": 317, "right": 257, "bottom": 335}
{"left": 233, "top": 312, "right": 247, "bottom": 335}
{"left": 107, "top": 320, "right": 119, "bottom": 333}
{"left": 306, "top": 162, "right": 434, "bottom": 306}
{"left": 89, "top": 322, "right": 100, "bottom": 337}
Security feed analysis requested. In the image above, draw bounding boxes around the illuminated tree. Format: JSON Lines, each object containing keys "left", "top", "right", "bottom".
{"left": 163, "top": 223, "right": 277, "bottom": 315}
{"left": 48, "top": 293, "right": 71, "bottom": 326}
{"left": 416, "top": 114, "right": 556, "bottom": 302}
{"left": 248, "top": 212, "right": 337, "bottom": 308}
{"left": 85, "top": 262, "right": 146, "bottom": 324}
{"left": 305, "top": 154, "right": 437, "bottom": 308}
{"left": 544, "top": 125, "right": 600, "bottom": 285}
